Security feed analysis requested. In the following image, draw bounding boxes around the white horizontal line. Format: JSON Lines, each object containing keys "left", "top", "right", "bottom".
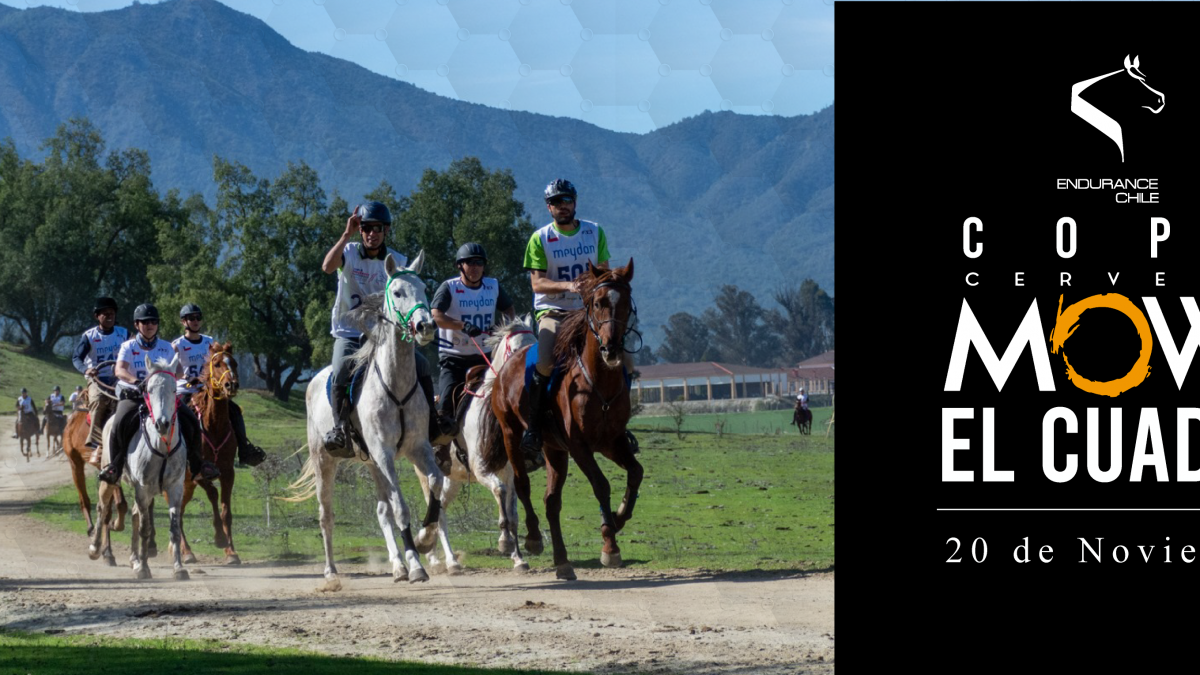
{"left": 938, "top": 508, "right": 1200, "bottom": 511}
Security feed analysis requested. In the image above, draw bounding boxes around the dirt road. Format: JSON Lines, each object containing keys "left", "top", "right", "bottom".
{"left": 0, "top": 419, "right": 834, "bottom": 673}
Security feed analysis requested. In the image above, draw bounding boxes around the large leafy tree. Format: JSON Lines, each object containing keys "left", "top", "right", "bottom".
{"left": 658, "top": 311, "right": 716, "bottom": 363}
{"left": 701, "top": 285, "right": 781, "bottom": 367}
{"left": 772, "top": 279, "right": 836, "bottom": 364}
{"left": 0, "top": 119, "right": 160, "bottom": 354}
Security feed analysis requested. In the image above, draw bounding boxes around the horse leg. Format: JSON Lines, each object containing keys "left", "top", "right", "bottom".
{"left": 178, "top": 480, "right": 198, "bottom": 564}
{"left": 435, "top": 479, "right": 464, "bottom": 575}
{"left": 167, "top": 479, "right": 189, "bottom": 580}
{"left": 137, "top": 494, "right": 154, "bottom": 578}
{"left": 219, "top": 472, "right": 240, "bottom": 565}
{"left": 408, "top": 441, "right": 460, "bottom": 574}
{"left": 315, "top": 456, "right": 342, "bottom": 589}
{"left": 571, "top": 447, "right": 622, "bottom": 568}
{"left": 411, "top": 467, "right": 441, "bottom": 570}
{"left": 145, "top": 500, "right": 158, "bottom": 559}
{"left": 501, "top": 418, "right": 542, "bottom": 555}
{"left": 196, "top": 477, "right": 224, "bottom": 548}
{"left": 489, "top": 468, "right": 528, "bottom": 572}
{"left": 369, "top": 459, "right": 425, "bottom": 583}
{"left": 70, "top": 452, "right": 95, "bottom": 537}
{"left": 604, "top": 436, "right": 645, "bottom": 534}
{"left": 113, "top": 486, "right": 128, "bottom": 532}
{"left": 542, "top": 451, "right": 574, "bottom": 580}
{"left": 89, "top": 481, "right": 112, "bottom": 561}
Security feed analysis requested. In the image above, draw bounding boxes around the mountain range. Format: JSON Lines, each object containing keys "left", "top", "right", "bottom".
{"left": 0, "top": 0, "right": 834, "bottom": 347}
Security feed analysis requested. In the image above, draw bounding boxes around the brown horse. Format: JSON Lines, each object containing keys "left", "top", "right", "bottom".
{"left": 177, "top": 342, "right": 243, "bottom": 565}
{"left": 793, "top": 404, "right": 813, "bottom": 435}
{"left": 482, "top": 260, "right": 643, "bottom": 580}
{"left": 16, "top": 408, "right": 40, "bottom": 461}
{"left": 60, "top": 393, "right": 126, "bottom": 552}
{"left": 41, "top": 398, "right": 66, "bottom": 455}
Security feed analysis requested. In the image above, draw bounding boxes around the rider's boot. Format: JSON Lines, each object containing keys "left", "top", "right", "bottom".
{"left": 230, "top": 404, "right": 266, "bottom": 467}
{"left": 186, "top": 442, "right": 221, "bottom": 483}
{"left": 323, "top": 386, "right": 354, "bottom": 458}
{"left": 420, "top": 375, "right": 451, "bottom": 445}
{"left": 520, "top": 370, "right": 550, "bottom": 462}
{"left": 87, "top": 440, "right": 104, "bottom": 468}
{"left": 97, "top": 447, "right": 127, "bottom": 485}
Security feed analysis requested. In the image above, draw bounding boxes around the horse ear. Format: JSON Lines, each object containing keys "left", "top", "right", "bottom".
{"left": 625, "top": 257, "right": 634, "bottom": 281}
{"left": 407, "top": 250, "right": 425, "bottom": 274}
{"left": 586, "top": 260, "right": 595, "bottom": 276}
{"left": 385, "top": 253, "right": 397, "bottom": 276}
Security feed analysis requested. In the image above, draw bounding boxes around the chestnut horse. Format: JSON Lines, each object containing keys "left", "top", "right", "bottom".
{"left": 60, "top": 393, "right": 126, "bottom": 548}
{"left": 793, "top": 404, "right": 812, "bottom": 435}
{"left": 41, "top": 398, "right": 66, "bottom": 454}
{"left": 176, "top": 342, "right": 243, "bottom": 565}
{"left": 481, "top": 260, "right": 643, "bottom": 580}
{"left": 16, "top": 408, "right": 40, "bottom": 461}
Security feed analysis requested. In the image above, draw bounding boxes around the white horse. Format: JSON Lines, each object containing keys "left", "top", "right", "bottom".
{"left": 297, "top": 251, "right": 456, "bottom": 590}
{"left": 415, "top": 316, "right": 539, "bottom": 573}
{"left": 89, "top": 357, "right": 189, "bottom": 581}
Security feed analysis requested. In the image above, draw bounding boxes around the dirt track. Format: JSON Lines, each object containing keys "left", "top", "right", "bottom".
{"left": 0, "top": 418, "right": 834, "bottom": 674}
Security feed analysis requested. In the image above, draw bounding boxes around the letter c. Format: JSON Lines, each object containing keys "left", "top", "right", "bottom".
{"left": 963, "top": 217, "right": 982, "bottom": 258}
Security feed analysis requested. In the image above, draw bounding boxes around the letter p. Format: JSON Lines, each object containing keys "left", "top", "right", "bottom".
{"left": 1152, "top": 217, "right": 1170, "bottom": 258}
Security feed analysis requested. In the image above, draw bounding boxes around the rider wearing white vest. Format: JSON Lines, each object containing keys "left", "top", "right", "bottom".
{"left": 98, "top": 303, "right": 220, "bottom": 485}
{"left": 12, "top": 388, "right": 36, "bottom": 439}
{"left": 48, "top": 386, "right": 65, "bottom": 413}
{"left": 520, "top": 179, "right": 636, "bottom": 458}
{"left": 72, "top": 297, "right": 129, "bottom": 453}
{"left": 431, "top": 242, "right": 515, "bottom": 436}
{"left": 69, "top": 385, "right": 83, "bottom": 411}
{"left": 321, "top": 201, "right": 437, "bottom": 457}
{"left": 173, "top": 303, "right": 265, "bottom": 467}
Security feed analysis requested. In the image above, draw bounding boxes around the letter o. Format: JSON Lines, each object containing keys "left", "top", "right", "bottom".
{"left": 1057, "top": 217, "right": 1076, "bottom": 258}
{"left": 1049, "top": 293, "right": 1153, "bottom": 397}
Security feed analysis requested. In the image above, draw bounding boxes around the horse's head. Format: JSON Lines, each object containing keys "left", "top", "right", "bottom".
{"left": 1124, "top": 54, "right": 1165, "bottom": 113}
{"left": 384, "top": 251, "right": 436, "bottom": 345}
{"left": 583, "top": 258, "right": 636, "bottom": 369}
{"left": 206, "top": 342, "right": 239, "bottom": 399}
{"left": 143, "top": 357, "right": 178, "bottom": 437}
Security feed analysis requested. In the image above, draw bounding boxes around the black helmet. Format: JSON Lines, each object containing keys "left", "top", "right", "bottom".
{"left": 455, "top": 242, "right": 487, "bottom": 264}
{"left": 179, "top": 303, "right": 203, "bottom": 319}
{"left": 53, "top": 385, "right": 60, "bottom": 391}
{"left": 93, "top": 297, "right": 117, "bottom": 314}
{"left": 20, "top": 387, "right": 27, "bottom": 394}
{"left": 544, "top": 179, "right": 577, "bottom": 203}
{"left": 355, "top": 201, "right": 392, "bottom": 225}
{"left": 76, "top": 385, "right": 83, "bottom": 391}
{"left": 133, "top": 304, "right": 160, "bottom": 321}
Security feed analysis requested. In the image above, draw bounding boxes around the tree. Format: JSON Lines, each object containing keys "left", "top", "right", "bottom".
{"left": 394, "top": 157, "right": 535, "bottom": 314}
{"left": 0, "top": 120, "right": 160, "bottom": 354}
{"left": 700, "top": 285, "right": 780, "bottom": 367}
{"left": 773, "top": 279, "right": 835, "bottom": 364}
{"left": 658, "top": 312, "right": 714, "bottom": 364}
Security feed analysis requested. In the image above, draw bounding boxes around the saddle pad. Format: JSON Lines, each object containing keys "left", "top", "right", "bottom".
{"left": 523, "top": 343, "right": 563, "bottom": 396}
{"left": 325, "top": 366, "right": 366, "bottom": 409}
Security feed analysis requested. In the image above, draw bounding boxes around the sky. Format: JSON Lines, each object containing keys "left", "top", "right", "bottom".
{"left": 0, "top": 0, "right": 834, "bottom": 134}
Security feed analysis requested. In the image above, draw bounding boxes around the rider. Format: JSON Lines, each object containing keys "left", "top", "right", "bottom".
{"left": 520, "top": 179, "right": 637, "bottom": 458}
{"left": 42, "top": 386, "right": 65, "bottom": 434}
{"left": 431, "top": 242, "right": 515, "bottom": 436}
{"left": 72, "top": 297, "right": 129, "bottom": 463}
{"left": 796, "top": 387, "right": 809, "bottom": 411}
{"left": 320, "top": 201, "right": 440, "bottom": 456}
{"left": 69, "top": 385, "right": 84, "bottom": 411}
{"left": 97, "top": 304, "right": 220, "bottom": 485}
{"left": 172, "top": 303, "right": 266, "bottom": 467}
{"left": 13, "top": 387, "right": 36, "bottom": 439}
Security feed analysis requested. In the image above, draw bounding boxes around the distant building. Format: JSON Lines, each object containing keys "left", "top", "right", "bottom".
{"left": 790, "top": 350, "right": 834, "bottom": 395}
{"left": 634, "top": 362, "right": 790, "bottom": 404}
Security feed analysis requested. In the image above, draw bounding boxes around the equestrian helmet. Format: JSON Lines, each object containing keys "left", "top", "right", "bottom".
{"left": 93, "top": 297, "right": 118, "bottom": 314}
{"left": 53, "top": 385, "right": 60, "bottom": 391}
{"left": 355, "top": 201, "right": 392, "bottom": 225}
{"left": 133, "top": 304, "right": 160, "bottom": 321}
{"left": 76, "top": 385, "right": 83, "bottom": 391}
{"left": 455, "top": 242, "right": 487, "bottom": 264}
{"left": 20, "top": 387, "right": 27, "bottom": 394}
{"left": 179, "top": 303, "right": 203, "bottom": 319}
{"left": 544, "top": 179, "right": 577, "bottom": 203}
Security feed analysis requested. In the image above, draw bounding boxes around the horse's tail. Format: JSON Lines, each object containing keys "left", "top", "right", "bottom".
{"left": 479, "top": 398, "right": 508, "bottom": 475}
{"left": 280, "top": 446, "right": 317, "bottom": 503}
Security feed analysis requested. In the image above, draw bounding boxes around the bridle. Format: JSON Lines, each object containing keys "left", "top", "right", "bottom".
{"left": 141, "top": 369, "right": 182, "bottom": 483}
{"left": 380, "top": 269, "right": 428, "bottom": 342}
{"left": 586, "top": 280, "right": 643, "bottom": 356}
{"left": 207, "top": 349, "right": 236, "bottom": 401}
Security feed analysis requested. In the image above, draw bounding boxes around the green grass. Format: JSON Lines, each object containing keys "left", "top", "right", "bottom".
{"left": 0, "top": 629, "right": 572, "bottom": 674}
{"left": 0, "top": 342, "right": 82, "bottom": 404}
{"left": 632, "top": 407, "right": 834, "bottom": 436}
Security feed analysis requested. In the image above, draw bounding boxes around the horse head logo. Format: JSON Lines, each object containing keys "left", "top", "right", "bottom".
{"left": 1071, "top": 55, "right": 1165, "bottom": 162}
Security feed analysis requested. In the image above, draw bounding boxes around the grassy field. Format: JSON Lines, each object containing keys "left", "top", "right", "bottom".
{"left": 0, "top": 341, "right": 83, "bottom": 403}
{"left": 6, "top": 342, "right": 834, "bottom": 572}
{"left": 0, "top": 629, "right": 569, "bottom": 675}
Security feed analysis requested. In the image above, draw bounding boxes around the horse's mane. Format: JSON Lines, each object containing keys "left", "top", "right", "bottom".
{"left": 483, "top": 315, "right": 534, "bottom": 353}
{"left": 552, "top": 263, "right": 632, "bottom": 364}
{"left": 348, "top": 292, "right": 391, "bottom": 372}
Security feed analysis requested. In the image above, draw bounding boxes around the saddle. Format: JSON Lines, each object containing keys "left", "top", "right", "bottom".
{"left": 434, "top": 364, "right": 489, "bottom": 474}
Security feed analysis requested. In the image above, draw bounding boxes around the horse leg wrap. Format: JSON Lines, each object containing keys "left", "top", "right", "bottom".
{"left": 400, "top": 526, "right": 418, "bottom": 552}
{"left": 422, "top": 497, "right": 441, "bottom": 528}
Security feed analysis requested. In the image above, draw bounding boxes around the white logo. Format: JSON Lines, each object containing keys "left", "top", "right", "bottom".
{"left": 1071, "top": 55, "right": 1165, "bottom": 162}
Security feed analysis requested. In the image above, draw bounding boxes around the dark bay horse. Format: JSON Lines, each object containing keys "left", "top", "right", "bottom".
{"left": 16, "top": 408, "right": 40, "bottom": 461}
{"left": 177, "top": 342, "right": 243, "bottom": 565}
{"left": 42, "top": 398, "right": 66, "bottom": 454}
{"left": 793, "top": 405, "right": 812, "bottom": 435}
{"left": 482, "top": 260, "right": 643, "bottom": 580}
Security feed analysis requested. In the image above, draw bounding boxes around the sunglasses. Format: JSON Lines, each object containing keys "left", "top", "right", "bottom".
{"left": 548, "top": 196, "right": 575, "bottom": 205}
{"left": 96, "top": 310, "right": 116, "bottom": 318}
{"left": 183, "top": 314, "right": 202, "bottom": 322}
{"left": 462, "top": 258, "right": 485, "bottom": 267}
{"left": 138, "top": 319, "right": 160, "bottom": 325}
{"left": 361, "top": 223, "right": 386, "bottom": 234}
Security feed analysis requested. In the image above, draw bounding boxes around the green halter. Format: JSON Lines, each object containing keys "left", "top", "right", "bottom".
{"left": 384, "top": 269, "right": 427, "bottom": 342}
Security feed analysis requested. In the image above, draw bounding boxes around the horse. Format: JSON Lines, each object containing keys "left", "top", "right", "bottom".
{"left": 481, "top": 260, "right": 643, "bottom": 581}
{"left": 41, "top": 398, "right": 66, "bottom": 455}
{"left": 793, "top": 405, "right": 813, "bottom": 435}
{"left": 60, "top": 393, "right": 127, "bottom": 546}
{"left": 89, "top": 357, "right": 191, "bottom": 581}
{"left": 16, "top": 407, "right": 40, "bottom": 461}
{"left": 415, "top": 315, "right": 538, "bottom": 573}
{"left": 291, "top": 251, "right": 455, "bottom": 590}
{"left": 1071, "top": 54, "right": 1165, "bottom": 162}
{"left": 176, "top": 342, "right": 243, "bottom": 565}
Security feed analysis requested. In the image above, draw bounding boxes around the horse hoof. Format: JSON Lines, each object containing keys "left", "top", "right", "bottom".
{"left": 103, "top": 554, "right": 117, "bottom": 567}
{"left": 183, "top": 553, "right": 197, "bottom": 565}
{"left": 514, "top": 562, "right": 530, "bottom": 574}
{"left": 393, "top": 566, "right": 408, "bottom": 582}
{"left": 413, "top": 530, "right": 436, "bottom": 555}
{"left": 88, "top": 546, "right": 100, "bottom": 561}
{"left": 408, "top": 567, "right": 429, "bottom": 583}
{"left": 86, "top": 525, "right": 95, "bottom": 537}
{"left": 136, "top": 566, "right": 152, "bottom": 580}
{"left": 225, "top": 555, "right": 241, "bottom": 565}
{"left": 524, "top": 537, "right": 544, "bottom": 556}
{"left": 213, "top": 534, "right": 229, "bottom": 549}
{"left": 446, "top": 562, "right": 464, "bottom": 576}
{"left": 601, "top": 551, "right": 622, "bottom": 568}
{"left": 174, "top": 569, "right": 190, "bottom": 581}
{"left": 147, "top": 544, "right": 158, "bottom": 559}
{"left": 555, "top": 564, "right": 577, "bottom": 581}
{"left": 498, "top": 538, "right": 515, "bottom": 555}
{"left": 319, "top": 575, "right": 342, "bottom": 592}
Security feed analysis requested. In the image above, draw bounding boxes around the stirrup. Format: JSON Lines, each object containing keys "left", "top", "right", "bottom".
{"left": 625, "top": 430, "right": 640, "bottom": 455}
{"left": 97, "top": 464, "right": 121, "bottom": 485}
{"left": 520, "top": 427, "right": 542, "bottom": 457}
{"left": 323, "top": 427, "right": 355, "bottom": 458}
{"left": 238, "top": 443, "right": 267, "bottom": 467}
